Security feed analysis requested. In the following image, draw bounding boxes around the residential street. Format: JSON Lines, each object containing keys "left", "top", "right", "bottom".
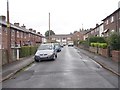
{"left": 3, "top": 46, "right": 118, "bottom": 88}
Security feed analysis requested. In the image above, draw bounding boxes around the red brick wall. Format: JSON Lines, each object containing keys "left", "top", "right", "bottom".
{"left": 72, "top": 32, "right": 84, "bottom": 41}
{"left": 112, "top": 50, "right": 120, "bottom": 62}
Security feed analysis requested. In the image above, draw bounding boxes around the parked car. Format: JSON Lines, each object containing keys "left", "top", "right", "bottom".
{"left": 54, "top": 43, "right": 61, "bottom": 52}
{"left": 68, "top": 41, "right": 74, "bottom": 47}
{"left": 34, "top": 43, "right": 57, "bottom": 62}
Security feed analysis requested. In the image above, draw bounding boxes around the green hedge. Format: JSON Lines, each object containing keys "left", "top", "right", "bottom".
{"left": 98, "top": 43, "right": 107, "bottom": 49}
{"left": 90, "top": 43, "right": 107, "bottom": 49}
{"left": 89, "top": 36, "right": 106, "bottom": 45}
{"left": 20, "top": 46, "right": 38, "bottom": 58}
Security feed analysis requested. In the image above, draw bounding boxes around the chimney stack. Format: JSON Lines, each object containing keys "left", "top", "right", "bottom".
{"left": 14, "top": 23, "right": 20, "bottom": 27}
{"left": 21, "top": 24, "right": 26, "bottom": 28}
{"left": 33, "top": 30, "right": 36, "bottom": 33}
{"left": 0, "top": 16, "right": 6, "bottom": 21}
{"left": 29, "top": 28, "right": 33, "bottom": 31}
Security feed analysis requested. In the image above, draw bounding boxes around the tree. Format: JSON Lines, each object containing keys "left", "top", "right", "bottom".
{"left": 45, "top": 30, "right": 55, "bottom": 37}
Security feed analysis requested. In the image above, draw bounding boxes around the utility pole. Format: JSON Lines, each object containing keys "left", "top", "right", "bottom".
{"left": 7, "top": 0, "right": 11, "bottom": 63}
{"left": 82, "top": 23, "right": 83, "bottom": 30}
{"left": 49, "top": 12, "right": 50, "bottom": 40}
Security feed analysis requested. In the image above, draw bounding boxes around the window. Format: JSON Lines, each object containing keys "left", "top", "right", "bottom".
{"left": 111, "top": 30, "right": 115, "bottom": 33}
{"left": 0, "top": 25, "right": 1, "bottom": 35}
{"left": 11, "top": 29, "right": 15, "bottom": 36}
{"left": 67, "top": 37, "right": 71, "bottom": 40}
{"left": 106, "top": 20, "right": 108, "bottom": 25}
{"left": 21, "top": 32, "right": 23, "bottom": 38}
{"left": 63, "top": 38, "right": 66, "bottom": 40}
{"left": 17, "top": 31, "right": 19, "bottom": 38}
{"left": 111, "top": 16, "right": 114, "bottom": 22}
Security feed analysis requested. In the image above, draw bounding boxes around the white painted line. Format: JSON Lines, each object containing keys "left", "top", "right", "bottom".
{"left": 24, "top": 63, "right": 36, "bottom": 71}
{"left": 91, "top": 60, "right": 103, "bottom": 68}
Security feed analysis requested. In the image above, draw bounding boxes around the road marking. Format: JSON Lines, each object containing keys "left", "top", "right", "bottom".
{"left": 91, "top": 60, "right": 103, "bottom": 68}
{"left": 24, "top": 63, "right": 36, "bottom": 71}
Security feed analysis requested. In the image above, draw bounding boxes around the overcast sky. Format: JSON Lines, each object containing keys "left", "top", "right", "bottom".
{"left": 0, "top": 0, "right": 120, "bottom": 35}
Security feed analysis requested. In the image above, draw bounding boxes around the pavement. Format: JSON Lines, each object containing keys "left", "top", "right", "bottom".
{"left": 1, "top": 46, "right": 120, "bottom": 82}
{"left": 75, "top": 46, "right": 120, "bottom": 76}
{"left": 1, "top": 55, "right": 34, "bottom": 82}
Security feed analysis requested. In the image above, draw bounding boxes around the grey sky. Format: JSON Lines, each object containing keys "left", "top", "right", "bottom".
{"left": 0, "top": 0, "right": 119, "bottom": 35}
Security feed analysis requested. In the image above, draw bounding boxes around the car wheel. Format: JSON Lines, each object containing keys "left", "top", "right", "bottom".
{"left": 55, "top": 54, "right": 57, "bottom": 58}
{"left": 35, "top": 59, "right": 41, "bottom": 62}
{"left": 53, "top": 55, "right": 56, "bottom": 60}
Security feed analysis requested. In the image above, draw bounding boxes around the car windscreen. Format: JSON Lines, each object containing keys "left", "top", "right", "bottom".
{"left": 38, "top": 45, "right": 53, "bottom": 50}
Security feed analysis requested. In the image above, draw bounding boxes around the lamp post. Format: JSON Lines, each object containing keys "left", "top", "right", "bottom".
{"left": 48, "top": 12, "right": 51, "bottom": 42}
{"left": 7, "top": 0, "right": 11, "bottom": 63}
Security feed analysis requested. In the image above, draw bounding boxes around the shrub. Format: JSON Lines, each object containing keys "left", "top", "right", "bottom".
{"left": 90, "top": 43, "right": 95, "bottom": 47}
{"left": 90, "top": 43, "right": 99, "bottom": 47}
{"left": 20, "top": 46, "right": 38, "bottom": 58}
{"left": 90, "top": 43, "right": 107, "bottom": 49}
{"left": 89, "top": 36, "right": 106, "bottom": 45}
{"left": 108, "top": 33, "right": 120, "bottom": 50}
{"left": 98, "top": 43, "right": 107, "bottom": 49}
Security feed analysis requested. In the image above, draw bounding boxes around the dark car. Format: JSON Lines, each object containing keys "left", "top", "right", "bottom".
{"left": 54, "top": 43, "right": 61, "bottom": 52}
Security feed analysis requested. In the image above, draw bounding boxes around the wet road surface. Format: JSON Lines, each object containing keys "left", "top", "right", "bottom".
{"left": 3, "top": 46, "right": 118, "bottom": 88}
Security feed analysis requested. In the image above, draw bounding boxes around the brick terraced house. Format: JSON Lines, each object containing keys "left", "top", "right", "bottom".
{"left": 0, "top": 16, "right": 43, "bottom": 49}
{"left": 102, "top": 8, "right": 120, "bottom": 37}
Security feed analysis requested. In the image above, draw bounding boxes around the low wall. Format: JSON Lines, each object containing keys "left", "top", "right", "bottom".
{"left": 112, "top": 50, "right": 120, "bottom": 62}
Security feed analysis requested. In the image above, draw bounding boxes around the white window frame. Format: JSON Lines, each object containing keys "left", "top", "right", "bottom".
{"left": 111, "top": 16, "right": 114, "bottom": 23}
{"left": 106, "top": 20, "right": 108, "bottom": 25}
{"left": 111, "top": 30, "right": 115, "bottom": 33}
{"left": 17, "top": 31, "right": 19, "bottom": 38}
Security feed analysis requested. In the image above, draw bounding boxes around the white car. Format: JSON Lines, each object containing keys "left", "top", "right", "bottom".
{"left": 34, "top": 43, "right": 57, "bottom": 62}
{"left": 68, "top": 41, "right": 74, "bottom": 46}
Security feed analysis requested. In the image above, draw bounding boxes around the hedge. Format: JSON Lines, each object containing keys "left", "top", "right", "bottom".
{"left": 89, "top": 36, "right": 106, "bottom": 45}
{"left": 20, "top": 46, "right": 38, "bottom": 58}
{"left": 90, "top": 43, "right": 107, "bottom": 49}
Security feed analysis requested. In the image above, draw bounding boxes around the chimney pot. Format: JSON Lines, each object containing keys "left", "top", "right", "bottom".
{"left": 37, "top": 32, "right": 40, "bottom": 34}
{"left": 96, "top": 24, "right": 99, "bottom": 27}
{"left": 0, "top": 16, "right": 6, "bottom": 21}
{"left": 21, "top": 24, "right": 26, "bottom": 28}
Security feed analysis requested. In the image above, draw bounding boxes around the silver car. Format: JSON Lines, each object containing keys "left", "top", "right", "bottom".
{"left": 34, "top": 43, "right": 57, "bottom": 62}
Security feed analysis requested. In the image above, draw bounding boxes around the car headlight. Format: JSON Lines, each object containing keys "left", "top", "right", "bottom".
{"left": 48, "top": 52, "right": 54, "bottom": 56}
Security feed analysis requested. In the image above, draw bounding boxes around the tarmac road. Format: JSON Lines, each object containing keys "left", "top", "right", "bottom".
{"left": 3, "top": 46, "right": 118, "bottom": 88}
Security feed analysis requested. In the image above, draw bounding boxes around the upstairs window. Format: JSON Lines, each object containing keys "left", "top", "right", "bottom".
{"left": 106, "top": 20, "right": 108, "bottom": 25}
{"left": 17, "top": 31, "right": 19, "bottom": 38}
{"left": 111, "top": 16, "right": 114, "bottom": 23}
